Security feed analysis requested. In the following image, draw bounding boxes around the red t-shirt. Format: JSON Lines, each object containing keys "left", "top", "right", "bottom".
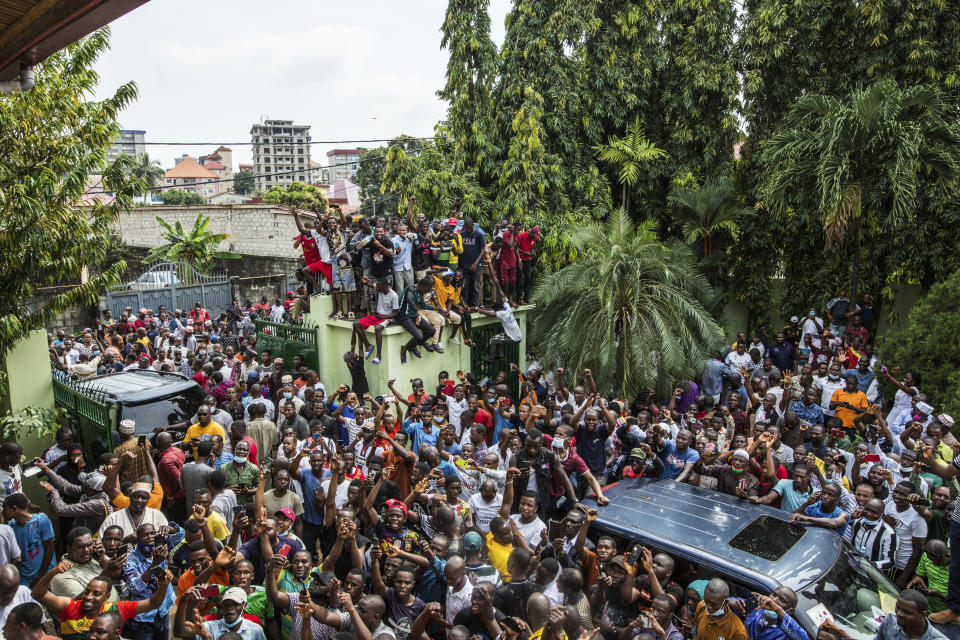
{"left": 190, "top": 309, "right": 210, "bottom": 324}
{"left": 499, "top": 230, "right": 518, "bottom": 268}
{"left": 516, "top": 231, "right": 537, "bottom": 261}
{"left": 299, "top": 231, "right": 321, "bottom": 264}
{"left": 550, "top": 451, "right": 588, "bottom": 496}
{"left": 473, "top": 408, "right": 492, "bottom": 428}
{"left": 241, "top": 435, "right": 258, "bottom": 466}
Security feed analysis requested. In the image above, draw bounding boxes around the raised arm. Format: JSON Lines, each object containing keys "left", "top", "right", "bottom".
{"left": 498, "top": 468, "right": 516, "bottom": 519}
{"left": 134, "top": 570, "right": 173, "bottom": 614}
{"left": 324, "top": 456, "right": 342, "bottom": 527}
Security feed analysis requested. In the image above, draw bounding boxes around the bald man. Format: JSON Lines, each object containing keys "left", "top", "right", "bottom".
{"left": 0, "top": 566, "right": 40, "bottom": 628}
{"left": 526, "top": 592, "right": 552, "bottom": 633}
{"left": 444, "top": 556, "right": 473, "bottom": 623}
{"left": 694, "top": 579, "right": 747, "bottom": 640}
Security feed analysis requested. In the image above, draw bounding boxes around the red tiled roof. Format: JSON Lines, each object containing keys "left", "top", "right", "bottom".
{"left": 215, "top": 145, "right": 232, "bottom": 152}
{"left": 165, "top": 157, "right": 218, "bottom": 179}
{"left": 204, "top": 161, "right": 226, "bottom": 170}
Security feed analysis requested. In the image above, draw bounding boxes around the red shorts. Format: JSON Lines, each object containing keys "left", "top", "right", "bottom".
{"left": 357, "top": 316, "right": 388, "bottom": 329}
{"left": 307, "top": 261, "right": 332, "bottom": 284}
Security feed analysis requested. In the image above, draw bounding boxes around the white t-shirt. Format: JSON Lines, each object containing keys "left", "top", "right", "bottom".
{"left": 818, "top": 378, "right": 845, "bottom": 416}
{"left": 447, "top": 396, "right": 469, "bottom": 435}
{"left": 320, "top": 477, "right": 351, "bottom": 509}
{"left": 510, "top": 514, "right": 545, "bottom": 547}
{"left": 467, "top": 493, "right": 503, "bottom": 533}
{"left": 883, "top": 502, "right": 928, "bottom": 570}
{"left": 0, "top": 466, "right": 22, "bottom": 498}
{"left": 725, "top": 351, "right": 752, "bottom": 370}
{"left": 495, "top": 304, "right": 522, "bottom": 342}
{"left": 0, "top": 524, "right": 20, "bottom": 564}
{"left": 801, "top": 315, "right": 824, "bottom": 347}
{"left": 0, "top": 586, "right": 40, "bottom": 627}
{"left": 376, "top": 289, "right": 400, "bottom": 317}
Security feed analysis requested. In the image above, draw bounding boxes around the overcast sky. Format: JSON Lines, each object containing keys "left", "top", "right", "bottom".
{"left": 94, "top": 0, "right": 512, "bottom": 171}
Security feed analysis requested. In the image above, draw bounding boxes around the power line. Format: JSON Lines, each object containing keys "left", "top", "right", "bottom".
{"left": 144, "top": 139, "right": 453, "bottom": 193}
{"left": 141, "top": 137, "right": 429, "bottom": 147}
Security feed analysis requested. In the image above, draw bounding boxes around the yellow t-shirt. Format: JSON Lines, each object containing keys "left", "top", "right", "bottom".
{"left": 189, "top": 511, "right": 230, "bottom": 542}
{"left": 112, "top": 481, "right": 164, "bottom": 510}
{"left": 830, "top": 389, "right": 867, "bottom": 428}
{"left": 484, "top": 532, "right": 513, "bottom": 583}
{"left": 184, "top": 421, "right": 226, "bottom": 459}
{"left": 433, "top": 276, "right": 457, "bottom": 310}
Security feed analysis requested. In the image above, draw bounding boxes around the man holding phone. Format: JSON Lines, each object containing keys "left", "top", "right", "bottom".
{"left": 120, "top": 523, "right": 176, "bottom": 640}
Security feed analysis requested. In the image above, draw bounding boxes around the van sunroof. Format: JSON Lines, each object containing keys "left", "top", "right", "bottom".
{"left": 728, "top": 515, "right": 807, "bottom": 560}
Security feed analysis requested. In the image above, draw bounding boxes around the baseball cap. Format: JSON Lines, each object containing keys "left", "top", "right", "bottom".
{"left": 463, "top": 531, "right": 483, "bottom": 553}
{"left": 220, "top": 587, "right": 248, "bottom": 605}
{"left": 608, "top": 555, "right": 627, "bottom": 571}
{"left": 628, "top": 448, "right": 648, "bottom": 462}
{"left": 790, "top": 316, "right": 799, "bottom": 323}
{"left": 442, "top": 269, "right": 455, "bottom": 277}
{"left": 275, "top": 508, "right": 296, "bottom": 522}
{"left": 447, "top": 217, "right": 457, "bottom": 226}
{"left": 79, "top": 472, "right": 106, "bottom": 492}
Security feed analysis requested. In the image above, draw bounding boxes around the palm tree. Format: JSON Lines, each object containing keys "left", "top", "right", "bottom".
{"left": 669, "top": 178, "right": 749, "bottom": 257}
{"left": 531, "top": 209, "right": 723, "bottom": 398}
{"left": 595, "top": 119, "right": 667, "bottom": 213}
{"left": 144, "top": 212, "right": 241, "bottom": 273}
{"left": 762, "top": 79, "right": 960, "bottom": 296}
{"left": 128, "top": 153, "right": 164, "bottom": 204}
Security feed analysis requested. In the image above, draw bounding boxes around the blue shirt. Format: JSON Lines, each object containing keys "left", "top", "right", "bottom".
{"left": 772, "top": 479, "right": 814, "bottom": 513}
{"left": 744, "top": 608, "right": 810, "bottom": 640}
{"left": 200, "top": 618, "right": 267, "bottom": 640}
{"left": 658, "top": 440, "right": 699, "bottom": 480}
{"left": 701, "top": 359, "right": 731, "bottom": 396}
{"left": 392, "top": 235, "right": 414, "bottom": 271}
{"left": 416, "top": 555, "right": 447, "bottom": 604}
{"left": 123, "top": 546, "right": 176, "bottom": 622}
{"left": 874, "top": 613, "right": 947, "bottom": 640}
{"left": 790, "top": 401, "right": 823, "bottom": 426}
{"left": 10, "top": 514, "right": 55, "bottom": 584}
{"left": 435, "top": 459, "right": 459, "bottom": 480}
{"left": 842, "top": 368, "right": 875, "bottom": 394}
{"left": 804, "top": 501, "right": 848, "bottom": 535}
{"left": 402, "top": 419, "right": 440, "bottom": 451}
{"left": 213, "top": 451, "right": 234, "bottom": 470}
{"left": 459, "top": 226, "right": 487, "bottom": 266}
{"left": 299, "top": 468, "right": 324, "bottom": 525}
{"left": 575, "top": 425, "right": 609, "bottom": 475}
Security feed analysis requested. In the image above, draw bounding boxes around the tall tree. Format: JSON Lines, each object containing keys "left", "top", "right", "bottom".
{"left": 595, "top": 119, "right": 667, "bottom": 214}
{"left": 531, "top": 209, "right": 723, "bottom": 397}
{"left": 0, "top": 27, "right": 141, "bottom": 360}
{"left": 669, "top": 178, "right": 746, "bottom": 258}
{"left": 439, "top": 0, "right": 499, "bottom": 183}
{"left": 233, "top": 169, "right": 255, "bottom": 195}
{"left": 128, "top": 153, "right": 163, "bottom": 203}
{"left": 761, "top": 79, "right": 960, "bottom": 298}
{"left": 355, "top": 137, "right": 425, "bottom": 217}
{"left": 262, "top": 181, "right": 328, "bottom": 215}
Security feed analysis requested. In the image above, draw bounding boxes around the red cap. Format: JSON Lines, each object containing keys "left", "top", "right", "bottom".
{"left": 447, "top": 217, "right": 457, "bottom": 226}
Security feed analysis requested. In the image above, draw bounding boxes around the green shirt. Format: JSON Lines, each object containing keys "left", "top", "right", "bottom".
{"left": 915, "top": 553, "right": 949, "bottom": 612}
{"left": 221, "top": 461, "right": 260, "bottom": 506}
{"left": 216, "top": 585, "right": 274, "bottom": 623}
{"left": 277, "top": 570, "right": 314, "bottom": 640}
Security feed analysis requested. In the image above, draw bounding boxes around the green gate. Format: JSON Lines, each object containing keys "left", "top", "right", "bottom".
{"left": 469, "top": 323, "right": 521, "bottom": 401}
{"left": 255, "top": 320, "right": 320, "bottom": 372}
{"left": 52, "top": 372, "right": 114, "bottom": 461}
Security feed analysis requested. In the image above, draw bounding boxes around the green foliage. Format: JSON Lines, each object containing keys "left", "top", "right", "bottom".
{"left": 160, "top": 189, "right": 205, "bottom": 205}
{"left": 144, "top": 213, "right": 241, "bottom": 271}
{"left": 761, "top": 79, "right": 960, "bottom": 297}
{"left": 596, "top": 119, "right": 667, "bottom": 213}
{"left": 0, "top": 405, "right": 63, "bottom": 442}
{"left": 879, "top": 267, "right": 960, "bottom": 419}
{"left": 531, "top": 210, "right": 723, "bottom": 397}
{"left": 126, "top": 153, "right": 163, "bottom": 202}
{"left": 233, "top": 169, "right": 255, "bottom": 195}
{"left": 0, "top": 27, "right": 141, "bottom": 364}
{"left": 263, "top": 181, "right": 327, "bottom": 214}
{"left": 356, "top": 137, "right": 424, "bottom": 217}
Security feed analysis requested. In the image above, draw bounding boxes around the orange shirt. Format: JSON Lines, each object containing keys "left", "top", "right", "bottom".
{"left": 112, "top": 481, "right": 164, "bottom": 510}
{"left": 176, "top": 567, "right": 229, "bottom": 612}
{"left": 830, "top": 388, "right": 867, "bottom": 428}
{"left": 694, "top": 601, "right": 747, "bottom": 640}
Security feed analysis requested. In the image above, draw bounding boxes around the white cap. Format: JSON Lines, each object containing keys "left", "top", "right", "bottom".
{"left": 119, "top": 419, "right": 136, "bottom": 435}
{"left": 790, "top": 316, "right": 799, "bottom": 323}
{"left": 732, "top": 449, "right": 750, "bottom": 461}
{"left": 937, "top": 414, "right": 955, "bottom": 429}
{"left": 220, "top": 587, "right": 247, "bottom": 605}
{"left": 916, "top": 401, "right": 935, "bottom": 415}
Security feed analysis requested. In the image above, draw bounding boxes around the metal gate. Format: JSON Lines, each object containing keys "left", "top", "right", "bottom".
{"left": 104, "top": 262, "right": 231, "bottom": 318}
{"left": 470, "top": 323, "right": 521, "bottom": 400}
{"left": 254, "top": 319, "right": 320, "bottom": 372}
{"left": 52, "top": 371, "right": 114, "bottom": 461}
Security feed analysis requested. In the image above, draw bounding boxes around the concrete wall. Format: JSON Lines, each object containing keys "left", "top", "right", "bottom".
{"left": 114, "top": 204, "right": 306, "bottom": 259}
{"left": 302, "top": 295, "right": 528, "bottom": 398}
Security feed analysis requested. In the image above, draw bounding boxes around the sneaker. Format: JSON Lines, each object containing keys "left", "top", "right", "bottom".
{"left": 348, "top": 312, "right": 356, "bottom": 320}
{"left": 364, "top": 345, "right": 375, "bottom": 360}
{"left": 451, "top": 336, "right": 460, "bottom": 344}
{"left": 372, "top": 357, "right": 381, "bottom": 365}
{"left": 411, "top": 348, "right": 422, "bottom": 359}
{"left": 331, "top": 312, "right": 344, "bottom": 320}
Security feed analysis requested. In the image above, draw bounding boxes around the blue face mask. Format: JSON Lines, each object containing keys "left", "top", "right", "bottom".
{"left": 284, "top": 393, "right": 293, "bottom": 399}
{"left": 137, "top": 542, "right": 155, "bottom": 556}
{"left": 861, "top": 518, "right": 880, "bottom": 526}
{"left": 763, "top": 610, "right": 779, "bottom": 622}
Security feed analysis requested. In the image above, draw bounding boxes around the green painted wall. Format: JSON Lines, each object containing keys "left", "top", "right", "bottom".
{"left": 302, "top": 295, "right": 528, "bottom": 398}
{"left": 1, "top": 330, "right": 55, "bottom": 509}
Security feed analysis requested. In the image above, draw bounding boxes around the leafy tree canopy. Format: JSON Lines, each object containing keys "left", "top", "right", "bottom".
{"left": 160, "top": 189, "right": 204, "bottom": 206}
{"left": 263, "top": 181, "right": 327, "bottom": 214}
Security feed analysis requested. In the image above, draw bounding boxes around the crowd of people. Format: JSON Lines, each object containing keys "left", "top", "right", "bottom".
{"left": 22, "top": 278, "right": 960, "bottom": 640}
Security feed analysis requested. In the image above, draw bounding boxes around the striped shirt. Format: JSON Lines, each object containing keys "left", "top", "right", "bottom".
{"left": 848, "top": 518, "right": 898, "bottom": 571}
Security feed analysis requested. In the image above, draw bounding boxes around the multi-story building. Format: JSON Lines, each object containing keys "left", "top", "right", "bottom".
{"left": 250, "top": 119, "right": 311, "bottom": 193}
{"left": 108, "top": 129, "right": 147, "bottom": 161}
{"left": 163, "top": 156, "right": 221, "bottom": 196}
{"left": 199, "top": 145, "right": 234, "bottom": 191}
{"left": 326, "top": 148, "right": 364, "bottom": 183}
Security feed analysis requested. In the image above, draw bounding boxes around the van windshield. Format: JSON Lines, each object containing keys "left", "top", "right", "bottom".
{"left": 794, "top": 545, "right": 898, "bottom": 640}
{"left": 121, "top": 388, "right": 205, "bottom": 433}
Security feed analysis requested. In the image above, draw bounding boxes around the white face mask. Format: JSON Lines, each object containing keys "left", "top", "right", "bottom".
{"left": 234, "top": 456, "right": 248, "bottom": 464}
{"left": 710, "top": 606, "right": 726, "bottom": 618}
